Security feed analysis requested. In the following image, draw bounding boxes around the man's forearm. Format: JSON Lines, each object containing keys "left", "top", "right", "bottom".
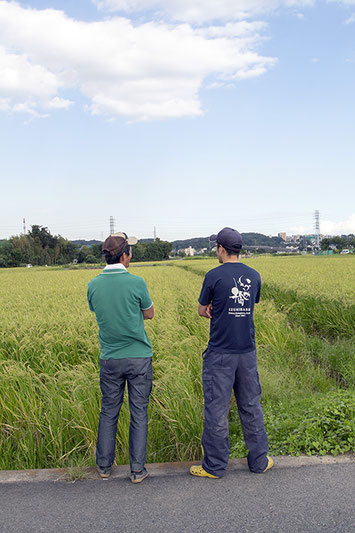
{"left": 198, "top": 303, "right": 212, "bottom": 319}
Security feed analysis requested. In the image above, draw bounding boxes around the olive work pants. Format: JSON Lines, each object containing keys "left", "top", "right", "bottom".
{"left": 96, "top": 357, "right": 153, "bottom": 472}
{"left": 201, "top": 349, "right": 269, "bottom": 477}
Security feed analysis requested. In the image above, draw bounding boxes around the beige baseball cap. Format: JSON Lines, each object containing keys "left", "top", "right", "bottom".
{"left": 102, "top": 232, "right": 138, "bottom": 256}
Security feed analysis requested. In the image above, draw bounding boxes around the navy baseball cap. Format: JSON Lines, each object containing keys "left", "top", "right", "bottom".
{"left": 209, "top": 227, "right": 242, "bottom": 252}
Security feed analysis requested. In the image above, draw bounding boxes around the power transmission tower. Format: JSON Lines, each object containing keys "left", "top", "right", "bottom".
{"left": 109, "top": 216, "right": 115, "bottom": 235}
{"left": 314, "top": 210, "right": 320, "bottom": 247}
{"left": 23, "top": 218, "right": 26, "bottom": 234}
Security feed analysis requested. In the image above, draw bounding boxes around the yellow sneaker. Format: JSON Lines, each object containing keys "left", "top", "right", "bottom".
{"left": 263, "top": 456, "right": 274, "bottom": 472}
{"left": 190, "top": 465, "right": 219, "bottom": 478}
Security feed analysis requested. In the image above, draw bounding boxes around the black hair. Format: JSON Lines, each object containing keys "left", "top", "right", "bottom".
{"left": 217, "top": 242, "right": 241, "bottom": 257}
{"left": 104, "top": 244, "right": 131, "bottom": 264}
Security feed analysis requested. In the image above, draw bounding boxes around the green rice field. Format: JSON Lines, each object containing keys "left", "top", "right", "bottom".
{"left": 0, "top": 255, "right": 354, "bottom": 470}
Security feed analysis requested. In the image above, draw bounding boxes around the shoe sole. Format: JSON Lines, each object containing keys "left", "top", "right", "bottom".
{"left": 190, "top": 469, "right": 218, "bottom": 479}
{"left": 130, "top": 472, "right": 148, "bottom": 484}
{"left": 190, "top": 473, "right": 219, "bottom": 479}
{"left": 97, "top": 468, "right": 111, "bottom": 479}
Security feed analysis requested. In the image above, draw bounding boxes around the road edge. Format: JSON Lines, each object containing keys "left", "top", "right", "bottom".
{"left": 0, "top": 454, "right": 354, "bottom": 484}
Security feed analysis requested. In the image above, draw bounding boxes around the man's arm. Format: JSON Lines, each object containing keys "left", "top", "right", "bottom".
{"left": 142, "top": 305, "right": 154, "bottom": 320}
{"left": 198, "top": 303, "right": 212, "bottom": 319}
{"left": 87, "top": 286, "right": 95, "bottom": 312}
{"left": 198, "top": 273, "right": 213, "bottom": 319}
{"left": 255, "top": 275, "right": 261, "bottom": 303}
{"left": 139, "top": 278, "right": 154, "bottom": 319}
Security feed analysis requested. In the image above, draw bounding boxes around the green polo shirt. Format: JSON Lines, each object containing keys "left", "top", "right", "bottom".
{"left": 87, "top": 266, "right": 153, "bottom": 360}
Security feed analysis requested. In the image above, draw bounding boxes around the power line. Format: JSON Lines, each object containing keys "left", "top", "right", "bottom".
{"left": 314, "top": 210, "right": 320, "bottom": 247}
{"left": 109, "top": 216, "right": 115, "bottom": 235}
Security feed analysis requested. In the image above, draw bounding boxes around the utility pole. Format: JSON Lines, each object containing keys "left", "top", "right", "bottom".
{"left": 154, "top": 226, "right": 157, "bottom": 241}
{"left": 23, "top": 218, "right": 26, "bottom": 235}
{"left": 314, "top": 210, "right": 320, "bottom": 248}
{"left": 109, "top": 216, "right": 115, "bottom": 235}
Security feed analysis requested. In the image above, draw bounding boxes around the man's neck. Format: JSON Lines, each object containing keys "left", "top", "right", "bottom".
{"left": 222, "top": 256, "right": 239, "bottom": 264}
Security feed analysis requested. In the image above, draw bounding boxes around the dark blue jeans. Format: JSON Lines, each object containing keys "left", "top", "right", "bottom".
{"left": 201, "top": 349, "right": 268, "bottom": 477}
{"left": 96, "top": 357, "right": 152, "bottom": 472}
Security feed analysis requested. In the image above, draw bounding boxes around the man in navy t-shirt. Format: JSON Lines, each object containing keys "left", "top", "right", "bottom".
{"left": 190, "top": 227, "right": 273, "bottom": 479}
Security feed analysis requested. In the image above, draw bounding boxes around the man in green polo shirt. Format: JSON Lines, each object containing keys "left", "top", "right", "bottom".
{"left": 87, "top": 232, "right": 154, "bottom": 483}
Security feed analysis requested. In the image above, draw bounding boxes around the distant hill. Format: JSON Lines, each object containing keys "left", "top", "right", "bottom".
{"left": 242, "top": 233, "right": 284, "bottom": 247}
{"left": 172, "top": 237, "right": 210, "bottom": 250}
{"left": 171, "top": 233, "right": 285, "bottom": 250}
{"left": 71, "top": 239, "right": 102, "bottom": 246}
{"left": 71, "top": 238, "right": 156, "bottom": 246}
{"left": 138, "top": 238, "right": 155, "bottom": 244}
{"left": 70, "top": 233, "right": 285, "bottom": 250}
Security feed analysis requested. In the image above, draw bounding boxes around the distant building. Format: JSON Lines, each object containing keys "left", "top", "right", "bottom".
{"left": 184, "top": 246, "right": 196, "bottom": 256}
{"left": 278, "top": 232, "right": 287, "bottom": 241}
{"left": 286, "top": 235, "right": 302, "bottom": 243}
{"left": 196, "top": 248, "right": 208, "bottom": 255}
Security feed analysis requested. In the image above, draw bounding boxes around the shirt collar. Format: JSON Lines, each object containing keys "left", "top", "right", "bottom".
{"left": 103, "top": 263, "right": 127, "bottom": 271}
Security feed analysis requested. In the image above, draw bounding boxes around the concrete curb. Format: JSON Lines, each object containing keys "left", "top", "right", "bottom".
{"left": 0, "top": 454, "right": 354, "bottom": 484}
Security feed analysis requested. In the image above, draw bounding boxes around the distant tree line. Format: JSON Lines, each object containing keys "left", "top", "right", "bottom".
{"left": 0, "top": 226, "right": 172, "bottom": 267}
{"left": 320, "top": 235, "right": 355, "bottom": 251}
{"left": 1, "top": 226, "right": 353, "bottom": 268}
{"left": 172, "top": 233, "right": 355, "bottom": 253}
{"left": 131, "top": 239, "right": 172, "bottom": 262}
{"left": 0, "top": 226, "right": 77, "bottom": 267}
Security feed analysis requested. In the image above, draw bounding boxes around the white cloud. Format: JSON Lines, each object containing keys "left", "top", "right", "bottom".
{"left": 0, "top": 1, "right": 276, "bottom": 121}
{"left": 345, "top": 13, "right": 355, "bottom": 22}
{"left": 46, "top": 97, "right": 73, "bottom": 109}
{"left": 320, "top": 214, "right": 355, "bottom": 235}
{"left": 0, "top": 96, "right": 10, "bottom": 111}
{"left": 0, "top": 45, "right": 65, "bottom": 114}
{"left": 290, "top": 225, "right": 307, "bottom": 233}
{"left": 329, "top": 0, "right": 355, "bottom": 5}
{"left": 289, "top": 215, "right": 355, "bottom": 236}
{"left": 93, "top": 0, "right": 316, "bottom": 22}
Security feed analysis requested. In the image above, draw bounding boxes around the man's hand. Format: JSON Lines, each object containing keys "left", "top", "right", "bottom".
{"left": 142, "top": 305, "right": 154, "bottom": 320}
{"left": 198, "top": 303, "right": 213, "bottom": 319}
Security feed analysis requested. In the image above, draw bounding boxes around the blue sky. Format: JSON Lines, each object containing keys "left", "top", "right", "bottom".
{"left": 0, "top": 0, "right": 354, "bottom": 241}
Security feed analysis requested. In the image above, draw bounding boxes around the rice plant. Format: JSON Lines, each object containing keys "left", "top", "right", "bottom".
{"left": 0, "top": 261, "right": 354, "bottom": 470}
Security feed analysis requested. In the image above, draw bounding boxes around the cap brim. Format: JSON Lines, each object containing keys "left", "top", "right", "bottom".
{"left": 112, "top": 232, "right": 137, "bottom": 245}
{"left": 209, "top": 234, "right": 217, "bottom": 242}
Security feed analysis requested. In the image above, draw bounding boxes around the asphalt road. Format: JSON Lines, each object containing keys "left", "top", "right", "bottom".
{"left": 1, "top": 463, "right": 354, "bottom": 533}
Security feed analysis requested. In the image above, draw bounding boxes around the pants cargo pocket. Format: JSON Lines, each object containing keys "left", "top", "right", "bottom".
{"left": 203, "top": 378, "right": 213, "bottom": 401}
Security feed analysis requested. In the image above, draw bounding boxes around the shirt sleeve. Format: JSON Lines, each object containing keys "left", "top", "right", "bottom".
{"left": 198, "top": 273, "right": 213, "bottom": 306}
{"left": 255, "top": 275, "right": 261, "bottom": 304}
{"left": 140, "top": 279, "right": 153, "bottom": 310}
{"left": 87, "top": 285, "right": 94, "bottom": 312}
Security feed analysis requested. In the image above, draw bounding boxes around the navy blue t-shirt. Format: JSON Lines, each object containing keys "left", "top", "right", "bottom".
{"left": 198, "top": 262, "right": 261, "bottom": 354}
